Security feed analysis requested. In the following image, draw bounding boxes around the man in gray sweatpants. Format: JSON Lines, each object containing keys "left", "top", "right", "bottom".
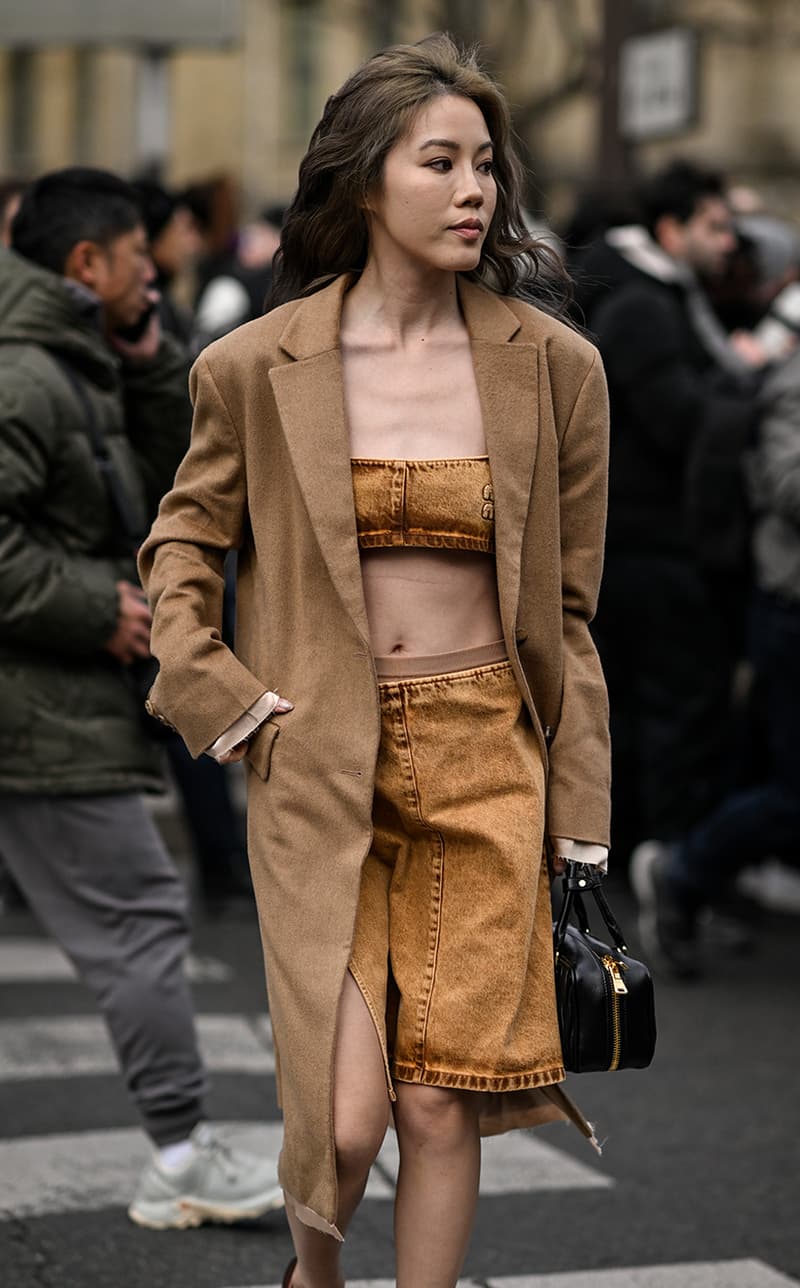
{"left": 0, "top": 168, "right": 282, "bottom": 1228}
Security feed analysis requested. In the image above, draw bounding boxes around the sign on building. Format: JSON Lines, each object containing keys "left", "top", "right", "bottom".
{"left": 619, "top": 27, "right": 697, "bottom": 141}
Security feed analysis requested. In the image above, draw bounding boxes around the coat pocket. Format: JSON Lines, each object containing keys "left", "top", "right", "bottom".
{"left": 244, "top": 720, "right": 280, "bottom": 781}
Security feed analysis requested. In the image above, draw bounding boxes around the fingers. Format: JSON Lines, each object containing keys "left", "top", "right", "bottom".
{"left": 258, "top": 691, "right": 294, "bottom": 720}
{"left": 217, "top": 740, "right": 249, "bottom": 765}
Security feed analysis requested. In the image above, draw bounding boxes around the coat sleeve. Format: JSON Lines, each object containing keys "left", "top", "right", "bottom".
{"left": 545, "top": 351, "right": 611, "bottom": 846}
{"left": 137, "top": 352, "right": 268, "bottom": 756}
{"left": 754, "top": 366, "right": 800, "bottom": 526}
{"left": 0, "top": 362, "right": 120, "bottom": 653}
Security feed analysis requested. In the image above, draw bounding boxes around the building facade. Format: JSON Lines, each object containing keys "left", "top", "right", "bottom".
{"left": 1, "top": 0, "right": 799, "bottom": 223}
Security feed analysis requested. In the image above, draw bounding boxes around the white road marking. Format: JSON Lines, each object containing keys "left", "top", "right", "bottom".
{"left": 226, "top": 1282, "right": 477, "bottom": 1288}
{"left": 0, "top": 937, "right": 233, "bottom": 983}
{"left": 229, "top": 1264, "right": 799, "bottom": 1288}
{"left": 0, "top": 1123, "right": 390, "bottom": 1219}
{"left": 0, "top": 1014, "right": 273, "bottom": 1079}
{"left": 375, "top": 1128, "right": 612, "bottom": 1193}
{"left": 0, "top": 1113, "right": 611, "bottom": 1220}
{"left": 486, "top": 1267, "right": 800, "bottom": 1287}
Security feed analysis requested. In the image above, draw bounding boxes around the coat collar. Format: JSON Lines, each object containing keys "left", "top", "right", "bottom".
{"left": 269, "top": 274, "right": 537, "bottom": 648}
{"left": 277, "top": 272, "right": 522, "bottom": 358}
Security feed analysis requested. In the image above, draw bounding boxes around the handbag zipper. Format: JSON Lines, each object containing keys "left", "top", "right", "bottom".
{"left": 601, "top": 955, "right": 628, "bottom": 1071}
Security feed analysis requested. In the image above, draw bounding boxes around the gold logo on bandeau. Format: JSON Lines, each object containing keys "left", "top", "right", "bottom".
{"left": 481, "top": 482, "right": 495, "bottom": 521}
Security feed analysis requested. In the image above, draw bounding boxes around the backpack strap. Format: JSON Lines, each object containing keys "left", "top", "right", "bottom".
{"left": 51, "top": 355, "right": 146, "bottom": 553}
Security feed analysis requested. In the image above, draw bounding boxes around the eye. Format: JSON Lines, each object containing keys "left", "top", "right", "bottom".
{"left": 478, "top": 159, "right": 494, "bottom": 175}
{"left": 427, "top": 158, "right": 453, "bottom": 172}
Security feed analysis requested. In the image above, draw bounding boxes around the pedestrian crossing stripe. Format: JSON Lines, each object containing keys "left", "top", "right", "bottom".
{"left": 0, "top": 936, "right": 233, "bottom": 982}
{"left": 225, "top": 1263, "right": 799, "bottom": 1288}
{"left": 0, "top": 1014, "right": 273, "bottom": 1079}
{"left": 0, "top": 1119, "right": 610, "bottom": 1220}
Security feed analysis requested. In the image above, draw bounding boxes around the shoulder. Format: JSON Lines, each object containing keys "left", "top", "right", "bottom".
{"left": 0, "top": 342, "right": 66, "bottom": 416}
{"left": 504, "top": 296, "right": 602, "bottom": 392}
{"left": 195, "top": 296, "right": 306, "bottom": 379}
{"left": 0, "top": 344, "right": 68, "bottom": 465}
{"left": 506, "top": 297, "right": 597, "bottom": 362}
{"left": 592, "top": 274, "right": 684, "bottom": 335}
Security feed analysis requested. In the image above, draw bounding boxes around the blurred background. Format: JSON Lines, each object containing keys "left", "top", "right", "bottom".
{"left": 2, "top": 4, "right": 800, "bottom": 1287}
{"left": 3, "top": 0, "right": 800, "bottom": 239}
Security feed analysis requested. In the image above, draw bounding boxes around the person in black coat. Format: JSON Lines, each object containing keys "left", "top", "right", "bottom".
{"left": 632, "top": 217, "right": 800, "bottom": 978}
{"left": 580, "top": 161, "right": 763, "bottom": 866}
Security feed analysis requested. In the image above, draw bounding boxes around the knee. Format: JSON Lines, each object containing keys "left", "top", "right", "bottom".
{"left": 334, "top": 1106, "right": 387, "bottom": 1184}
{"left": 395, "top": 1084, "right": 477, "bottom": 1152}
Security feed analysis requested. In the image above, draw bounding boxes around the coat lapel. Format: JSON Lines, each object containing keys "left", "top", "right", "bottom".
{"left": 269, "top": 351, "right": 371, "bottom": 644}
{"left": 269, "top": 275, "right": 540, "bottom": 643}
{"left": 460, "top": 282, "right": 540, "bottom": 640}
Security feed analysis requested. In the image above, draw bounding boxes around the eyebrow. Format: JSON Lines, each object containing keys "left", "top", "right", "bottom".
{"left": 418, "top": 138, "right": 493, "bottom": 154}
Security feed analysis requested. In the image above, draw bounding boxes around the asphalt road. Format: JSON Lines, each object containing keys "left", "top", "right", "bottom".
{"left": 1, "top": 839, "right": 798, "bottom": 1288}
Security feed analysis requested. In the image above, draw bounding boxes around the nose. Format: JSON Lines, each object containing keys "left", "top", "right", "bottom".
{"left": 454, "top": 163, "right": 484, "bottom": 207}
{"left": 143, "top": 254, "right": 157, "bottom": 284}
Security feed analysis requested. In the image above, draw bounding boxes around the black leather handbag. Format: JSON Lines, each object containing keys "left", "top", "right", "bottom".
{"left": 553, "top": 862, "right": 656, "bottom": 1073}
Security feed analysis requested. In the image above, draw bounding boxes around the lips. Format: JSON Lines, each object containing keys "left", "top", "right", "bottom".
{"left": 449, "top": 219, "right": 484, "bottom": 232}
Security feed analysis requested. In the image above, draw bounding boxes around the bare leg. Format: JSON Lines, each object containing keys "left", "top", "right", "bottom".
{"left": 287, "top": 971, "right": 390, "bottom": 1288}
{"left": 394, "top": 1083, "right": 481, "bottom": 1288}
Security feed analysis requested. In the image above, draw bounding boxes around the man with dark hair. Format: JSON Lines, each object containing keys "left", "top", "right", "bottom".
{"left": 0, "top": 167, "right": 282, "bottom": 1226}
{"left": 578, "top": 160, "right": 763, "bottom": 925}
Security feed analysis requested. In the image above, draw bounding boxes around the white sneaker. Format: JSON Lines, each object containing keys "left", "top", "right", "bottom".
{"left": 737, "top": 859, "right": 800, "bottom": 914}
{"left": 128, "top": 1123, "right": 284, "bottom": 1229}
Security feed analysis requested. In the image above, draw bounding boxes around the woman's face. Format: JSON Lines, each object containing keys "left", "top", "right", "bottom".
{"left": 365, "top": 93, "right": 497, "bottom": 275}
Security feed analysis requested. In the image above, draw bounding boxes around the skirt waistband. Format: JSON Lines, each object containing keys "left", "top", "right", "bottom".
{"left": 374, "top": 639, "right": 508, "bottom": 680}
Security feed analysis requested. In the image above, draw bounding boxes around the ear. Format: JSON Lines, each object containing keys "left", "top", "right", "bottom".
{"left": 654, "top": 214, "right": 682, "bottom": 257}
{"left": 63, "top": 239, "right": 104, "bottom": 289}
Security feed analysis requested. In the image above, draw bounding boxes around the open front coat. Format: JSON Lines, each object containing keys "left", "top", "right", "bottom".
{"left": 138, "top": 273, "right": 611, "bottom": 1236}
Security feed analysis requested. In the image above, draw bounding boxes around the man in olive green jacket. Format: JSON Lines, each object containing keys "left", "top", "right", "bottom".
{"left": 0, "top": 168, "right": 282, "bottom": 1228}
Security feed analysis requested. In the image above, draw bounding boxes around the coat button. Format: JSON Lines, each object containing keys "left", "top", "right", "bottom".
{"left": 515, "top": 627, "right": 528, "bottom": 643}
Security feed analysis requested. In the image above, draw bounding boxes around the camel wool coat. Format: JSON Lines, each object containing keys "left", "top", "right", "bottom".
{"left": 138, "top": 273, "right": 611, "bottom": 1237}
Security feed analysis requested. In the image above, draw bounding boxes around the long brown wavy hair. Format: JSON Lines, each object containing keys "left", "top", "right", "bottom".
{"left": 268, "top": 33, "right": 568, "bottom": 312}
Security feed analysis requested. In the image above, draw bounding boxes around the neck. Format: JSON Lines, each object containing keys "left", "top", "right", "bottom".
{"left": 343, "top": 255, "right": 463, "bottom": 347}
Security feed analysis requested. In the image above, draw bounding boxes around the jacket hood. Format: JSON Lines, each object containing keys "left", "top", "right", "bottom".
{"left": 604, "top": 225, "right": 694, "bottom": 288}
{"left": 0, "top": 247, "right": 117, "bottom": 385}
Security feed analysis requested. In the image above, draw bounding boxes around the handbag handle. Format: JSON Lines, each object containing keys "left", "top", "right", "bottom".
{"left": 553, "top": 861, "right": 629, "bottom": 957}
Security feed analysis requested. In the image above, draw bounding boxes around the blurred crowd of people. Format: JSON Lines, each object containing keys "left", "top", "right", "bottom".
{"left": 561, "top": 160, "right": 800, "bottom": 979}
{"left": 2, "top": 156, "right": 800, "bottom": 977}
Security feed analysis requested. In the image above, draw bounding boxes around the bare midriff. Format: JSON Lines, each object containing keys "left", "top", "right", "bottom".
{"left": 341, "top": 316, "right": 503, "bottom": 660}
{"left": 360, "top": 547, "right": 502, "bottom": 657}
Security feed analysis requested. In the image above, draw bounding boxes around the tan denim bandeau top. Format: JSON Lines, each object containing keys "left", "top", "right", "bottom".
{"left": 350, "top": 457, "right": 495, "bottom": 553}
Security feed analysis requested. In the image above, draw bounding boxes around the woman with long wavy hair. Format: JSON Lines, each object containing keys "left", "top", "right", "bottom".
{"left": 139, "top": 33, "right": 611, "bottom": 1288}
